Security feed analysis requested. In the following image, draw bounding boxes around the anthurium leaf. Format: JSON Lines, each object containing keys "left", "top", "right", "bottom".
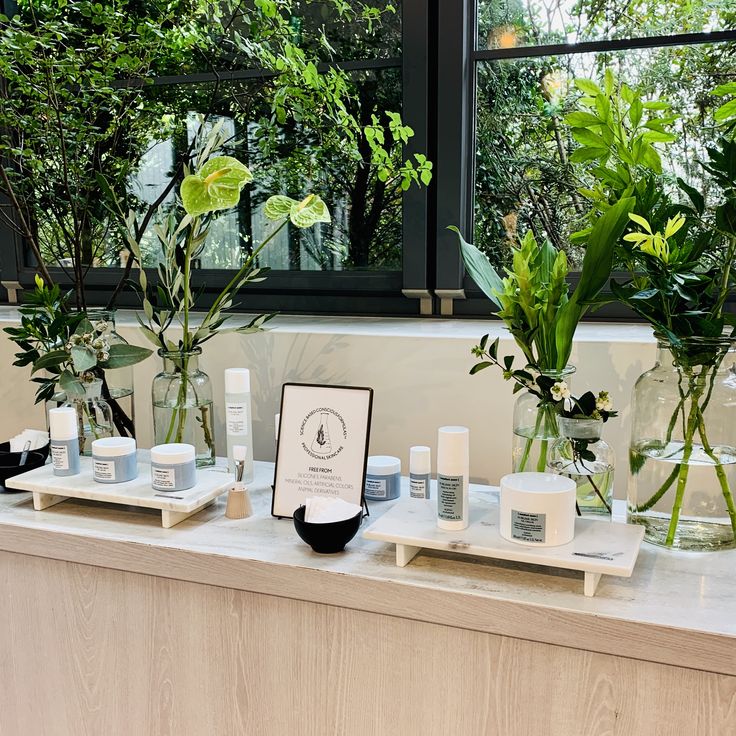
{"left": 181, "top": 156, "right": 252, "bottom": 217}
{"left": 264, "top": 195, "right": 296, "bottom": 220}
{"left": 102, "top": 343, "right": 152, "bottom": 369}
{"left": 59, "top": 369, "right": 86, "bottom": 398}
{"left": 449, "top": 225, "right": 504, "bottom": 308}
{"left": 289, "top": 194, "right": 331, "bottom": 228}
{"left": 71, "top": 346, "right": 97, "bottom": 373}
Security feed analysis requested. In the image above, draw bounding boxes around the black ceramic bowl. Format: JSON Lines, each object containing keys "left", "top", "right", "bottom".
{"left": 0, "top": 441, "right": 49, "bottom": 491}
{"left": 293, "top": 505, "right": 363, "bottom": 554}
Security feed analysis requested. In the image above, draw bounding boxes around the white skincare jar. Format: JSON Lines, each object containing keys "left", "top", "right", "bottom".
{"left": 150, "top": 443, "right": 197, "bottom": 492}
{"left": 499, "top": 472, "right": 576, "bottom": 547}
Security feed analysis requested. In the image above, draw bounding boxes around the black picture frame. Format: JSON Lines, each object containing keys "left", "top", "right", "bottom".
{"left": 271, "top": 382, "right": 374, "bottom": 519}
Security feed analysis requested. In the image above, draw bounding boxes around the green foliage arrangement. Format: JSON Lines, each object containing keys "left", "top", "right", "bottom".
{"left": 2, "top": 275, "right": 152, "bottom": 435}
{"left": 104, "top": 122, "right": 330, "bottom": 354}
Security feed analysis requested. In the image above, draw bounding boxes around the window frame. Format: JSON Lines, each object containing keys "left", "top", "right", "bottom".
{"left": 435, "top": 0, "right": 736, "bottom": 318}
{"left": 0, "top": 0, "right": 432, "bottom": 316}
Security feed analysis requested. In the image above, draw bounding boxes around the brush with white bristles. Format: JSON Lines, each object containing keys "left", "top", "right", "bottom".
{"left": 225, "top": 445, "right": 253, "bottom": 519}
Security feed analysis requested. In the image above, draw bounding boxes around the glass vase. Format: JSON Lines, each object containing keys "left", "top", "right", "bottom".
{"left": 70, "top": 378, "right": 113, "bottom": 456}
{"left": 548, "top": 416, "right": 614, "bottom": 518}
{"left": 152, "top": 348, "right": 215, "bottom": 467}
{"left": 628, "top": 336, "right": 736, "bottom": 550}
{"left": 512, "top": 366, "right": 575, "bottom": 473}
{"left": 86, "top": 308, "right": 136, "bottom": 438}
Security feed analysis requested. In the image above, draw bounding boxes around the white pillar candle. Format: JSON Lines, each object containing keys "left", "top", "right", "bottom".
{"left": 499, "top": 472, "right": 576, "bottom": 547}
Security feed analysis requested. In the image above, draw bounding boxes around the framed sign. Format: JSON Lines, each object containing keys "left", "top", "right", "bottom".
{"left": 272, "top": 383, "right": 374, "bottom": 518}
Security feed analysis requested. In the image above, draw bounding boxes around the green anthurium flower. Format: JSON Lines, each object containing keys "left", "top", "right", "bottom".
{"left": 264, "top": 193, "right": 331, "bottom": 228}
{"left": 180, "top": 156, "right": 253, "bottom": 217}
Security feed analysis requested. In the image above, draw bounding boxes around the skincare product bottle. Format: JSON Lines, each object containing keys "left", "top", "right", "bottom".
{"left": 275, "top": 413, "right": 281, "bottom": 447}
{"left": 150, "top": 443, "right": 197, "bottom": 492}
{"left": 226, "top": 445, "right": 253, "bottom": 519}
{"left": 365, "top": 456, "right": 401, "bottom": 501}
{"left": 409, "top": 446, "right": 431, "bottom": 499}
{"left": 49, "top": 407, "right": 80, "bottom": 477}
{"left": 224, "top": 368, "right": 254, "bottom": 481}
{"left": 437, "top": 426, "right": 469, "bottom": 530}
{"left": 92, "top": 437, "right": 138, "bottom": 484}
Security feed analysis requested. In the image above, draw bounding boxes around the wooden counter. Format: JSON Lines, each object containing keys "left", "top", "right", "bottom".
{"left": 0, "top": 462, "right": 733, "bottom": 735}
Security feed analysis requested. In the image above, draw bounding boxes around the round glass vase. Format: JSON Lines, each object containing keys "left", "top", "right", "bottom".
{"left": 86, "top": 308, "right": 136, "bottom": 437}
{"left": 628, "top": 336, "right": 736, "bottom": 551}
{"left": 548, "top": 416, "right": 614, "bottom": 518}
{"left": 70, "top": 378, "right": 113, "bottom": 456}
{"left": 512, "top": 366, "right": 575, "bottom": 473}
{"left": 152, "top": 348, "right": 215, "bottom": 468}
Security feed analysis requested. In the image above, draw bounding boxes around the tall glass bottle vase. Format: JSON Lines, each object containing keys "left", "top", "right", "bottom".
{"left": 548, "top": 416, "right": 614, "bottom": 518}
{"left": 152, "top": 348, "right": 215, "bottom": 467}
{"left": 628, "top": 337, "right": 736, "bottom": 550}
{"left": 86, "top": 308, "right": 136, "bottom": 437}
{"left": 512, "top": 366, "right": 575, "bottom": 473}
{"left": 70, "top": 378, "right": 113, "bottom": 456}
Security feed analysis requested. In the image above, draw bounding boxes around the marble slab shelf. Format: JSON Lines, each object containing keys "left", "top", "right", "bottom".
{"left": 363, "top": 498, "right": 645, "bottom": 597}
{"left": 6, "top": 457, "right": 233, "bottom": 528}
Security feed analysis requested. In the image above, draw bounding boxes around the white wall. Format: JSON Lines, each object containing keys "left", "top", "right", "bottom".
{"left": 0, "top": 309, "right": 657, "bottom": 498}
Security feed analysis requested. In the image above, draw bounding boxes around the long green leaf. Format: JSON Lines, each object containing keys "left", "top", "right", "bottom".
{"left": 102, "top": 343, "right": 153, "bottom": 369}
{"left": 554, "top": 197, "right": 635, "bottom": 368}
{"left": 449, "top": 226, "right": 504, "bottom": 308}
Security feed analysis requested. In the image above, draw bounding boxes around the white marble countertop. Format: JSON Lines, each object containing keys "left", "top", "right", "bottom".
{"left": 0, "top": 461, "right": 733, "bottom": 676}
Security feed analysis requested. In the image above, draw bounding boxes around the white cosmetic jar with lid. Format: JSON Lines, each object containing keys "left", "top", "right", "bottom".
{"left": 499, "top": 472, "right": 576, "bottom": 547}
{"left": 150, "top": 443, "right": 197, "bottom": 492}
{"left": 92, "top": 437, "right": 138, "bottom": 484}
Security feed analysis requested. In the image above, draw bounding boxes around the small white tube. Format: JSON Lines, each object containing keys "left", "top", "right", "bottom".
{"left": 436, "top": 426, "right": 469, "bottom": 530}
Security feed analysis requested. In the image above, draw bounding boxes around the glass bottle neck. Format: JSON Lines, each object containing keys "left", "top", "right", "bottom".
{"left": 161, "top": 350, "right": 200, "bottom": 374}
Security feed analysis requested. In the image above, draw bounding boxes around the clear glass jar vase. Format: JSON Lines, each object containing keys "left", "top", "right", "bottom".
{"left": 86, "top": 308, "right": 136, "bottom": 437}
{"left": 70, "top": 378, "right": 113, "bottom": 456}
{"left": 628, "top": 336, "right": 736, "bottom": 550}
{"left": 152, "top": 348, "right": 215, "bottom": 467}
{"left": 512, "top": 366, "right": 575, "bottom": 473}
{"left": 548, "top": 416, "right": 614, "bottom": 518}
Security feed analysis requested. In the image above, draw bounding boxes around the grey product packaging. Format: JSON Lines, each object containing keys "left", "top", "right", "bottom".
{"left": 409, "top": 472, "right": 431, "bottom": 499}
{"left": 151, "top": 460, "right": 196, "bottom": 492}
{"left": 511, "top": 509, "right": 546, "bottom": 543}
{"left": 437, "top": 474, "right": 463, "bottom": 521}
{"left": 51, "top": 438, "right": 80, "bottom": 477}
{"left": 93, "top": 452, "right": 138, "bottom": 484}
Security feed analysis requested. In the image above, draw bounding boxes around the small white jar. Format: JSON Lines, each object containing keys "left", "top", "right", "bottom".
{"left": 92, "top": 437, "right": 138, "bottom": 484}
{"left": 499, "top": 472, "right": 576, "bottom": 547}
{"left": 150, "top": 443, "right": 197, "bottom": 492}
{"left": 364, "top": 456, "right": 401, "bottom": 501}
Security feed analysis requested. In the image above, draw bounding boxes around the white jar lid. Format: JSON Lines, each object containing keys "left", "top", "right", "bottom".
{"left": 501, "top": 472, "right": 576, "bottom": 495}
{"left": 367, "top": 455, "right": 401, "bottom": 476}
{"left": 225, "top": 368, "right": 250, "bottom": 394}
{"left": 410, "top": 446, "right": 431, "bottom": 474}
{"left": 49, "top": 407, "right": 78, "bottom": 441}
{"left": 151, "top": 443, "right": 196, "bottom": 465}
{"left": 92, "top": 436, "right": 136, "bottom": 457}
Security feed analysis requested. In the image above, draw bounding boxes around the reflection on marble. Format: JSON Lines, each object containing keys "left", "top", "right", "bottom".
{"left": 0, "top": 463, "right": 734, "bottom": 639}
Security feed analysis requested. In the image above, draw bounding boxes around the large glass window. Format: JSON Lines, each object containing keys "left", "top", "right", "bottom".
{"left": 467, "top": 1, "right": 736, "bottom": 278}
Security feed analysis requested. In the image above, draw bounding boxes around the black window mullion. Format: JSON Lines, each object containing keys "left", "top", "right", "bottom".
{"left": 400, "top": 0, "right": 431, "bottom": 314}
{"left": 433, "top": 0, "right": 473, "bottom": 315}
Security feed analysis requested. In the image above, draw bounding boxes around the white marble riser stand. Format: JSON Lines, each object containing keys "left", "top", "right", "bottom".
{"left": 6, "top": 456, "right": 233, "bottom": 528}
{"left": 363, "top": 497, "right": 645, "bottom": 597}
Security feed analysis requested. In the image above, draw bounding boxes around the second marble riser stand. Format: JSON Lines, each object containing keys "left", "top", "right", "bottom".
{"left": 364, "top": 497, "right": 644, "bottom": 597}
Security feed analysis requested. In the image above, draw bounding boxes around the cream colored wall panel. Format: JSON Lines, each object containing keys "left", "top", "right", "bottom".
{"left": 0, "top": 310, "right": 656, "bottom": 497}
